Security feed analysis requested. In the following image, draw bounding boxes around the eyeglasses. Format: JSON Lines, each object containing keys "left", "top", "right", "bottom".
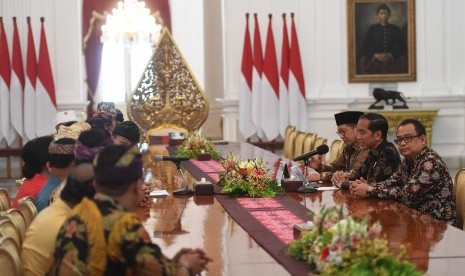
{"left": 394, "top": 135, "right": 420, "bottom": 145}
{"left": 336, "top": 127, "right": 354, "bottom": 138}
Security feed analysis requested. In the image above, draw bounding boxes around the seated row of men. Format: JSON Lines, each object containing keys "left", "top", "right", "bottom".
{"left": 309, "top": 111, "right": 457, "bottom": 226}
{"left": 17, "top": 102, "right": 211, "bottom": 275}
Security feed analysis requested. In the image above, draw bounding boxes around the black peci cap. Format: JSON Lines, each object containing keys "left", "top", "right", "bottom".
{"left": 334, "top": 111, "right": 364, "bottom": 126}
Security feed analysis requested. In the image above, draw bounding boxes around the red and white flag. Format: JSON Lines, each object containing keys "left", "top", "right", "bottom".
{"left": 279, "top": 14, "right": 290, "bottom": 138}
{"left": 24, "top": 17, "right": 37, "bottom": 141}
{"left": 251, "top": 14, "right": 264, "bottom": 139}
{"left": 288, "top": 14, "right": 307, "bottom": 130}
{"left": 0, "top": 17, "right": 15, "bottom": 145}
{"left": 35, "top": 18, "right": 57, "bottom": 137}
{"left": 238, "top": 14, "right": 255, "bottom": 139}
{"left": 10, "top": 17, "right": 25, "bottom": 142}
{"left": 261, "top": 14, "right": 279, "bottom": 141}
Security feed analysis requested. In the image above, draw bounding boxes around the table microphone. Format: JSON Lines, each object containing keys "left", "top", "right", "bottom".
{"left": 341, "top": 181, "right": 350, "bottom": 190}
{"left": 154, "top": 155, "right": 190, "bottom": 162}
{"left": 154, "top": 155, "right": 193, "bottom": 196}
{"left": 293, "top": 145, "right": 329, "bottom": 162}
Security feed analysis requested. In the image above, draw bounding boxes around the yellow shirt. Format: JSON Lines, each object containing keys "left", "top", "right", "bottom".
{"left": 21, "top": 198, "right": 71, "bottom": 276}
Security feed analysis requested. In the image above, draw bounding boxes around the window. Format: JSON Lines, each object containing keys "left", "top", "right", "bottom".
{"left": 96, "top": 42, "right": 153, "bottom": 104}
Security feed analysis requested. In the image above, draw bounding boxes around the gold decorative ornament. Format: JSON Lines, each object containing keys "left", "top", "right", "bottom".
{"left": 127, "top": 28, "right": 209, "bottom": 133}
{"left": 369, "top": 109, "right": 438, "bottom": 147}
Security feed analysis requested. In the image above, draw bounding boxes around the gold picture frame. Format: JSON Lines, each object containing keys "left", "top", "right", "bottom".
{"left": 347, "top": 0, "right": 416, "bottom": 82}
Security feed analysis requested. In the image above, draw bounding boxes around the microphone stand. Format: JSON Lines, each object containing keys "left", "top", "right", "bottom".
{"left": 297, "top": 159, "right": 318, "bottom": 193}
{"left": 172, "top": 161, "right": 194, "bottom": 196}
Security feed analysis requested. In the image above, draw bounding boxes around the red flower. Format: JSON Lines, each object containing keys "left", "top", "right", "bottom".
{"left": 64, "top": 221, "right": 78, "bottom": 238}
{"left": 321, "top": 246, "right": 330, "bottom": 261}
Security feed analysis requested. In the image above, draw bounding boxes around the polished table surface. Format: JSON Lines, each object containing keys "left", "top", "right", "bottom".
{"left": 138, "top": 143, "right": 465, "bottom": 275}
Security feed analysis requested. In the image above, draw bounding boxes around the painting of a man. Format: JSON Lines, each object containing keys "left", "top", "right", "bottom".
{"left": 360, "top": 4, "right": 405, "bottom": 74}
{"left": 348, "top": 0, "right": 415, "bottom": 82}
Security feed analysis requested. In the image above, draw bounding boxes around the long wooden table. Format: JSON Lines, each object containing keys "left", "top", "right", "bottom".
{"left": 139, "top": 143, "right": 465, "bottom": 275}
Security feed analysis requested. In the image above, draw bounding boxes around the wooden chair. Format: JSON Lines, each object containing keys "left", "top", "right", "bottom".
{"left": 283, "top": 126, "right": 296, "bottom": 158}
{"left": 147, "top": 124, "right": 189, "bottom": 145}
{"left": 302, "top": 133, "right": 317, "bottom": 153}
{"left": 284, "top": 129, "right": 297, "bottom": 159}
{"left": 314, "top": 137, "right": 328, "bottom": 161}
{"left": 455, "top": 169, "right": 465, "bottom": 230}
{"left": 17, "top": 197, "right": 37, "bottom": 229}
{"left": 329, "top": 139, "right": 344, "bottom": 163}
{"left": 293, "top": 131, "right": 307, "bottom": 159}
{"left": 0, "top": 217, "right": 20, "bottom": 250}
{"left": 0, "top": 189, "right": 11, "bottom": 212}
{"left": 5, "top": 209, "right": 27, "bottom": 246}
{"left": 0, "top": 236, "right": 22, "bottom": 276}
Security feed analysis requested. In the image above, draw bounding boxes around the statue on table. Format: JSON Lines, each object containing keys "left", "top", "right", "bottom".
{"left": 369, "top": 88, "right": 409, "bottom": 109}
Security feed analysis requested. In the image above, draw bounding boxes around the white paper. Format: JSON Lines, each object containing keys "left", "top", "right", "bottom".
{"left": 317, "top": 186, "right": 339, "bottom": 191}
{"left": 150, "top": 189, "right": 169, "bottom": 197}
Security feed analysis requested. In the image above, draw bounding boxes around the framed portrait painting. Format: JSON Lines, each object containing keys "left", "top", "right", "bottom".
{"left": 347, "top": 0, "right": 416, "bottom": 82}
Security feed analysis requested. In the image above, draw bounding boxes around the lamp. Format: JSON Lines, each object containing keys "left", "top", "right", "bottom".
{"left": 100, "top": 0, "right": 162, "bottom": 103}
{"left": 101, "top": 0, "right": 162, "bottom": 46}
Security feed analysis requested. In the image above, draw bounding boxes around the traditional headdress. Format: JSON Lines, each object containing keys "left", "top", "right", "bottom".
{"left": 94, "top": 145, "right": 142, "bottom": 183}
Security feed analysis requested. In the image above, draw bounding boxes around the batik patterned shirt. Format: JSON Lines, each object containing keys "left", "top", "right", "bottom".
{"left": 320, "top": 144, "right": 369, "bottom": 181}
{"left": 48, "top": 194, "right": 182, "bottom": 276}
{"left": 359, "top": 140, "right": 401, "bottom": 183}
{"left": 366, "top": 147, "right": 457, "bottom": 225}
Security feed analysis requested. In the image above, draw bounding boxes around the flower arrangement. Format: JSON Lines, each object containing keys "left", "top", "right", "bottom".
{"left": 218, "top": 153, "right": 285, "bottom": 197}
{"left": 177, "top": 130, "right": 219, "bottom": 159}
{"left": 289, "top": 206, "right": 420, "bottom": 275}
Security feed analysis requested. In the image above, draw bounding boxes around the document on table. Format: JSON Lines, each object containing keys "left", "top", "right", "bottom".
{"left": 150, "top": 189, "right": 169, "bottom": 198}
{"left": 317, "top": 186, "right": 339, "bottom": 191}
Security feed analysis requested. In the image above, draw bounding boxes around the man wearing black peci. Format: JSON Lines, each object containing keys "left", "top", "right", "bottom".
{"left": 309, "top": 111, "right": 369, "bottom": 186}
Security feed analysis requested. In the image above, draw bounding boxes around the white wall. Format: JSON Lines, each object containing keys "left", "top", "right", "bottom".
{"left": 0, "top": 0, "right": 88, "bottom": 119}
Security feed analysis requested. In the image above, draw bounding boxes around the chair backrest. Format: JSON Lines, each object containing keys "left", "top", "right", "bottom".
{"left": 302, "top": 133, "right": 317, "bottom": 153}
{"left": 329, "top": 139, "right": 344, "bottom": 163}
{"left": 147, "top": 124, "right": 189, "bottom": 145}
{"left": 17, "top": 197, "right": 37, "bottom": 229}
{"left": 283, "top": 125, "right": 296, "bottom": 158}
{"left": 0, "top": 236, "right": 22, "bottom": 276}
{"left": 0, "top": 189, "right": 11, "bottom": 211}
{"left": 314, "top": 137, "right": 328, "bottom": 161}
{"left": 293, "top": 131, "right": 307, "bottom": 159}
{"left": 455, "top": 169, "right": 465, "bottom": 230}
{"left": 284, "top": 129, "right": 297, "bottom": 159}
{"left": 0, "top": 217, "right": 20, "bottom": 250}
{"left": 5, "top": 209, "right": 27, "bottom": 246}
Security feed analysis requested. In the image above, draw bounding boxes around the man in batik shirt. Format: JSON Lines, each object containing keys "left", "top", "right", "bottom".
{"left": 309, "top": 111, "right": 369, "bottom": 185}
{"left": 49, "top": 145, "right": 211, "bottom": 275}
{"left": 333, "top": 112, "right": 401, "bottom": 188}
{"left": 351, "top": 119, "right": 457, "bottom": 225}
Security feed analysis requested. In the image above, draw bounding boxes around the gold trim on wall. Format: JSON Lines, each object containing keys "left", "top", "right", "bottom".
{"left": 366, "top": 109, "right": 438, "bottom": 147}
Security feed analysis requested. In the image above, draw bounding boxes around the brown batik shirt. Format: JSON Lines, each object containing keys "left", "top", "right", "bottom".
{"left": 320, "top": 144, "right": 369, "bottom": 181}
{"left": 366, "top": 147, "right": 457, "bottom": 225}
{"left": 358, "top": 140, "right": 401, "bottom": 183}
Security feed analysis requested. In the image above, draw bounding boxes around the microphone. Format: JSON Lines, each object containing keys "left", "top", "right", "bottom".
{"left": 154, "top": 155, "right": 190, "bottom": 162}
{"left": 293, "top": 144, "right": 329, "bottom": 162}
{"left": 341, "top": 181, "right": 350, "bottom": 190}
{"left": 154, "top": 155, "right": 194, "bottom": 196}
